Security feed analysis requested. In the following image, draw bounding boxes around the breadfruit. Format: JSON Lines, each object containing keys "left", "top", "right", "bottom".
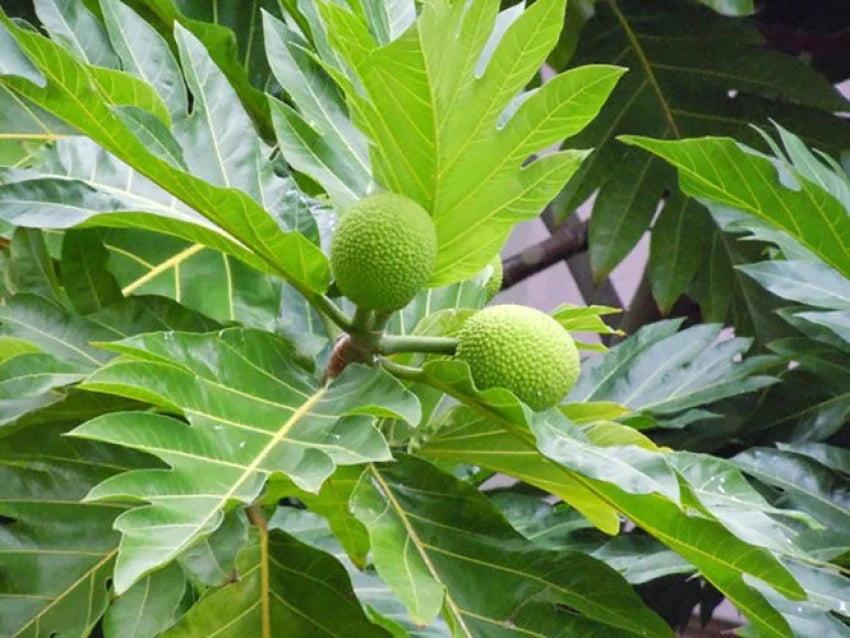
{"left": 484, "top": 256, "right": 503, "bottom": 301}
{"left": 330, "top": 192, "right": 437, "bottom": 311}
{"left": 456, "top": 304, "right": 580, "bottom": 410}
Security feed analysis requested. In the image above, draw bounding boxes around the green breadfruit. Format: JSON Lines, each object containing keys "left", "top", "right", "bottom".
{"left": 330, "top": 192, "right": 437, "bottom": 311}
{"left": 484, "top": 256, "right": 503, "bottom": 301}
{"left": 456, "top": 304, "right": 580, "bottom": 410}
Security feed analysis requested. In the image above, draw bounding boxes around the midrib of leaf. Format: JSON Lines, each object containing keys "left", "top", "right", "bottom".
{"left": 0, "top": 133, "right": 69, "bottom": 140}
{"left": 120, "top": 243, "right": 205, "bottom": 295}
{"left": 608, "top": 0, "right": 681, "bottom": 138}
{"left": 369, "top": 465, "right": 473, "bottom": 637}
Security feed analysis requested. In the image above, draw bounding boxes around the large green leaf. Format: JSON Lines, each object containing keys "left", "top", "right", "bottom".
{"left": 352, "top": 455, "right": 672, "bottom": 635}
{"left": 319, "top": 0, "right": 623, "bottom": 285}
{"left": 0, "top": 292, "right": 219, "bottom": 432}
{"left": 666, "top": 452, "right": 821, "bottom": 557}
{"left": 557, "top": 0, "right": 850, "bottom": 282}
{"left": 71, "top": 328, "right": 420, "bottom": 592}
{"left": 164, "top": 526, "right": 389, "bottom": 637}
{"left": 271, "top": 506, "right": 451, "bottom": 637}
{"left": 491, "top": 491, "right": 693, "bottom": 584}
{"left": 0, "top": 14, "right": 329, "bottom": 295}
{"left": 568, "top": 319, "right": 777, "bottom": 416}
{"left": 0, "top": 422, "right": 153, "bottom": 637}
{"left": 621, "top": 135, "right": 850, "bottom": 280}
{"left": 421, "top": 405, "right": 620, "bottom": 533}
{"left": 418, "top": 399, "right": 805, "bottom": 635}
{"left": 60, "top": 228, "right": 123, "bottom": 314}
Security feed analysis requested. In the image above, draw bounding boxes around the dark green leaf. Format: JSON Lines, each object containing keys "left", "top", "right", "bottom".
{"left": 60, "top": 228, "right": 123, "bottom": 314}
{"left": 0, "top": 422, "right": 153, "bottom": 636}
{"left": 352, "top": 455, "right": 672, "bottom": 635}
{"left": 569, "top": 320, "right": 777, "bottom": 415}
{"left": 164, "top": 527, "right": 389, "bottom": 637}
{"left": 102, "top": 563, "right": 186, "bottom": 638}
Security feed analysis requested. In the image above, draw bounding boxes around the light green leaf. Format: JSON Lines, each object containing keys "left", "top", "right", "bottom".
{"left": 420, "top": 405, "right": 621, "bottom": 533}
{"left": 321, "top": 0, "right": 623, "bottom": 285}
{"left": 352, "top": 455, "right": 672, "bottom": 635}
{"left": 533, "top": 412, "right": 680, "bottom": 502}
{"left": 560, "top": 400, "right": 630, "bottom": 424}
{"left": 551, "top": 303, "right": 624, "bottom": 338}
{"left": 72, "top": 328, "right": 418, "bottom": 592}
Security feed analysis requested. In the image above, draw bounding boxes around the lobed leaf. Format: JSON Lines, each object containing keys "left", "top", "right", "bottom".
{"left": 72, "top": 328, "right": 419, "bottom": 592}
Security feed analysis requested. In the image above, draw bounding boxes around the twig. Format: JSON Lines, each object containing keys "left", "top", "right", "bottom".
{"left": 379, "top": 335, "right": 459, "bottom": 355}
{"left": 501, "top": 219, "right": 589, "bottom": 290}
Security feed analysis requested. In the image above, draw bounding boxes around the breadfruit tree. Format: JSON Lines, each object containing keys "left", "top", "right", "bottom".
{"left": 0, "top": 0, "right": 848, "bottom": 636}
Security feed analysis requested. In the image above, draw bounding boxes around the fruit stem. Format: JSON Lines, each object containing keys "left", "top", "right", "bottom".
{"left": 379, "top": 357, "right": 426, "bottom": 381}
{"left": 378, "top": 335, "right": 459, "bottom": 355}
{"left": 311, "top": 294, "right": 354, "bottom": 332}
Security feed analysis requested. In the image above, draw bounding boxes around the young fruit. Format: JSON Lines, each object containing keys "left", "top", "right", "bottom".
{"left": 456, "top": 304, "right": 580, "bottom": 410}
{"left": 483, "top": 256, "right": 503, "bottom": 301}
{"left": 330, "top": 192, "right": 437, "bottom": 311}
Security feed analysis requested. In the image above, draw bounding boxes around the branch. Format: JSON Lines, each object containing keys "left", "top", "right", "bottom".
{"left": 501, "top": 219, "right": 589, "bottom": 290}
{"left": 379, "top": 335, "right": 459, "bottom": 355}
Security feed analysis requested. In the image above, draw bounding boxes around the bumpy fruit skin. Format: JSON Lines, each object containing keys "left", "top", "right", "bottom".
{"left": 456, "top": 304, "right": 580, "bottom": 410}
{"left": 483, "top": 256, "right": 503, "bottom": 301}
{"left": 330, "top": 192, "right": 437, "bottom": 311}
